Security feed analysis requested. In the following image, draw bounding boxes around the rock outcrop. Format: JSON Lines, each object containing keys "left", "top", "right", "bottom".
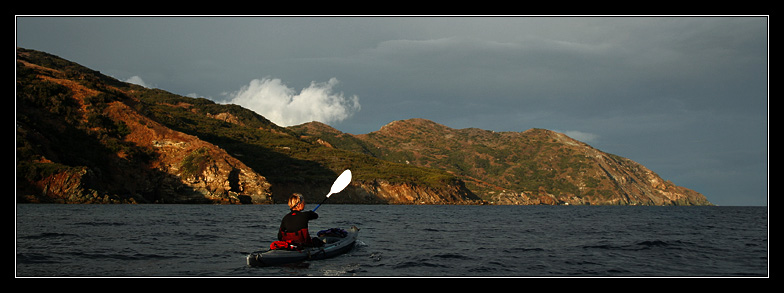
{"left": 270, "top": 178, "right": 480, "bottom": 206}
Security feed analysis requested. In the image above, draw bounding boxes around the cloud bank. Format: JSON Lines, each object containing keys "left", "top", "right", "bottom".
{"left": 225, "top": 77, "right": 360, "bottom": 127}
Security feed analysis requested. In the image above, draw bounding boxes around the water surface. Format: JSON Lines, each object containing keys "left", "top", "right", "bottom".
{"left": 16, "top": 204, "right": 768, "bottom": 277}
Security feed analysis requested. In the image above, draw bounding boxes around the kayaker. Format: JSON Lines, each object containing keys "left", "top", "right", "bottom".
{"left": 278, "top": 193, "right": 322, "bottom": 247}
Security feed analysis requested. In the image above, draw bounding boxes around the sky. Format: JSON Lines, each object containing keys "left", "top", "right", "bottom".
{"left": 15, "top": 16, "right": 768, "bottom": 206}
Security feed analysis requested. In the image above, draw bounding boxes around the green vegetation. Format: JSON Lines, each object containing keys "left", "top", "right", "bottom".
{"left": 180, "top": 148, "right": 212, "bottom": 178}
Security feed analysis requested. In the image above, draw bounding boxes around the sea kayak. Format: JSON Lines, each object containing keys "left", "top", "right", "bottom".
{"left": 247, "top": 226, "right": 359, "bottom": 267}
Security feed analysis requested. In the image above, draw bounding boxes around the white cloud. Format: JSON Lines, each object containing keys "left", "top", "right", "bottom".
{"left": 226, "top": 77, "right": 360, "bottom": 127}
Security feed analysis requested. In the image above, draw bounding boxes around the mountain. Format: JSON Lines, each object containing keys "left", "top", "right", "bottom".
{"left": 16, "top": 48, "right": 478, "bottom": 205}
{"left": 289, "top": 119, "right": 713, "bottom": 206}
{"left": 16, "top": 47, "right": 710, "bottom": 205}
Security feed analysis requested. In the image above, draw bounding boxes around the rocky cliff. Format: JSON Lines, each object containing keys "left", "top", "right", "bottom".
{"left": 16, "top": 48, "right": 479, "bottom": 205}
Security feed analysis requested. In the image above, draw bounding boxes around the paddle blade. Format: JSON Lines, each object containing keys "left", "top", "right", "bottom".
{"left": 327, "top": 169, "right": 352, "bottom": 197}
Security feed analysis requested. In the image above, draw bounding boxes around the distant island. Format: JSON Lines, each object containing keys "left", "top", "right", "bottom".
{"left": 16, "top": 47, "right": 712, "bottom": 206}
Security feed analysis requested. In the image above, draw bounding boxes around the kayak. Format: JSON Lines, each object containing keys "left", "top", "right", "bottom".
{"left": 247, "top": 226, "right": 359, "bottom": 267}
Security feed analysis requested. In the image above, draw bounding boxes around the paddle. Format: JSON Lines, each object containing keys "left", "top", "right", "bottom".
{"left": 312, "top": 169, "right": 352, "bottom": 212}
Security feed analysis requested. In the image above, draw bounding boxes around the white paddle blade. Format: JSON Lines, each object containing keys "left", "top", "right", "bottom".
{"left": 327, "top": 169, "right": 352, "bottom": 197}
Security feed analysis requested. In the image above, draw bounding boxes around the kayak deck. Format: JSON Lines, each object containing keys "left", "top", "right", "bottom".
{"left": 247, "top": 226, "right": 359, "bottom": 267}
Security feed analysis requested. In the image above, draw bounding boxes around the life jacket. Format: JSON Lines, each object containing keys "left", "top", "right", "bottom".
{"left": 278, "top": 227, "right": 313, "bottom": 245}
{"left": 276, "top": 210, "right": 320, "bottom": 248}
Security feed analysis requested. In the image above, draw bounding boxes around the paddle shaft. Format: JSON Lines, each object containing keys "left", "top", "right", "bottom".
{"left": 312, "top": 196, "right": 329, "bottom": 212}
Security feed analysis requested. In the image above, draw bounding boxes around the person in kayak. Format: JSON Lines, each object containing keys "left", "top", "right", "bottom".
{"left": 278, "top": 193, "right": 322, "bottom": 247}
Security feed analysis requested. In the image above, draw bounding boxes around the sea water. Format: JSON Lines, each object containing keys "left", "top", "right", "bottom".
{"left": 15, "top": 204, "right": 768, "bottom": 277}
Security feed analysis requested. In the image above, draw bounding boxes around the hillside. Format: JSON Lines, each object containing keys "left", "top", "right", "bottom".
{"left": 289, "top": 119, "right": 713, "bottom": 206}
{"left": 16, "top": 47, "right": 710, "bottom": 206}
{"left": 16, "top": 48, "right": 478, "bottom": 205}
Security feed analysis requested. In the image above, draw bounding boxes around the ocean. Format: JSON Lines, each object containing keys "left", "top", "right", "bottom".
{"left": 15, "top": 204, "right": 767, "bottom": 277}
